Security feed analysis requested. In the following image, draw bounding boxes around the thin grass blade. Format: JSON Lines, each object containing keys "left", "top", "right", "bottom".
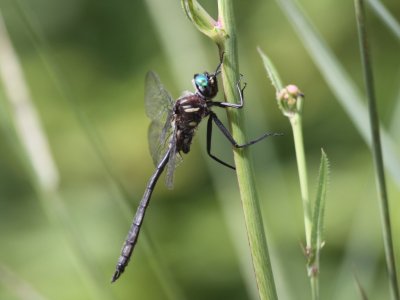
{"left": 257, "top": 47, "right": 284, "bottom": 92}
{"left": 354, "top": 0, "right": 399, "bottom": 298}
{"left": 10, "top": 1, "right": 185, "bottom": 298}
{"left": 353, "top": 269, "right": 370, "bottom": 300}
{"left": 274, "top": 0, "right": 400, "bottom": 188}
{"left": 0, "top": 11, "right": 114, "bottom": 300}
{"left": 308, "top": 149, "right": 329, "bottom": 300}
{"left": 309, "top": 149, "right": 329, "bottom": 269}
{"left": 366, "top": 0, "right": 400, "bottom": 41}
{"left": 0, "top": 264, "right": 48, "bottom": 300}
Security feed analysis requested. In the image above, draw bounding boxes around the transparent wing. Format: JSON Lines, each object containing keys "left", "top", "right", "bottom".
{"left": 145, "top": 71, "right": 175, "bottom": 166}
{"left": 165, "top": 127, "right": 182, "bottom": 190}
{"left": 145, "top": 71, "right": 182, "bottom": 188}
{"left": 145, "top": 71, "right": 174, "bottom": 120}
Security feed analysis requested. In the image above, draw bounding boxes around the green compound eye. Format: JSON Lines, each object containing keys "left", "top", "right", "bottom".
{"left": 195, "top": 74, "right": 208, "bottom": 87}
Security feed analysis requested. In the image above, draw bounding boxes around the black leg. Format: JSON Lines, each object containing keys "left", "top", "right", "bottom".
{"left": 206, "top": 115, "right": 236, "bottom": 170}
{"left": 207, "top": 74, "right": 281, "bottom": 168}
{"left": 214, "top": 52, "right": 225, "bottom": 76}
{"left": 210, "top": 112, "right": 279, "bottom": 149}
{"left": 211, "top": 75, "right": 246, "bottom": 109}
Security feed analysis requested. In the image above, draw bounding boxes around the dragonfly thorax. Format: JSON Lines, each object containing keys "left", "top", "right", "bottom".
{"left": 174, "top": 94, "right": 210, "bottom": 154}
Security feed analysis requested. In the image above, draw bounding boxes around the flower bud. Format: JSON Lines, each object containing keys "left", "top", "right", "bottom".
{"left": 276, "top": 84, "right": 304, "bottom": 117}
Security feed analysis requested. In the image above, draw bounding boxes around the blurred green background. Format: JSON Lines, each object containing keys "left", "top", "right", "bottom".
{"left": 0, "top": 0, "right": 399, "bottom": 299}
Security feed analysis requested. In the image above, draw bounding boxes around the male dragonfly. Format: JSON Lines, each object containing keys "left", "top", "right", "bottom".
{"left": 111, "top": 55, "right": 279, "bottom": 282}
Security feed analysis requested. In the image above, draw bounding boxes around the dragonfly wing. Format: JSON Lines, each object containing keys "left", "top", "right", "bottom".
{"left": 145, "top": 71, "right": 174, "bottom": 121}
{"left": 145, "top": 71, "right": 175, "bottom": 167}
{"left": 148, "top": 120, "right": 163, "bottom": 166}
{"left": 165, "top": 126, "right": 180, "bottom": 190}
{"left": 148, "top": 111, "right": 174, "bottom": 166}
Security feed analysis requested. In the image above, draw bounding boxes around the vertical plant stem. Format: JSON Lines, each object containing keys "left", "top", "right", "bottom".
{"left": 290, "top": 112, "right": 311, "bottom": 247}
{"left": 289, "top": 99, "right": 315, "bottom": 299}
{"left": 354, "top": 0, "right": 399, "bottom": 299}
{"left": 217, "top": 1, "right": 277, "bottom": 300}
{"left": 258, "top": 50, "right": 321, "bottom": 298}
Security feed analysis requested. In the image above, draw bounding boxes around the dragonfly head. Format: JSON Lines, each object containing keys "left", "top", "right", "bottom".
{"left": 193, "top": 72, "right": 218, "bottom": 99}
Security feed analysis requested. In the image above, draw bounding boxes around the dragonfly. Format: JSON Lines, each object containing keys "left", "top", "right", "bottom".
{"left": 111, "top": 56, "right": 279, "bottom": 282}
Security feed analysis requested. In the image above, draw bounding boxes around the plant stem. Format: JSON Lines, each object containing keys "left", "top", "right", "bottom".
{"left": 355, "top": 0, "right": 399, "bottom": 299}
{"left": 258, "top": 49, "right": 320, "bottom": 298}
{"left": 217, "top": 1, "right": 277, "bottom": 300}
{"left": 289, "top": 99, "right": 316, "bottom": 299}
{"left": 290, "top": 112, "right": 312, "bottom": 247}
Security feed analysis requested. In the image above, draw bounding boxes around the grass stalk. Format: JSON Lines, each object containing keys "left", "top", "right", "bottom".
{"left": 181, "top": 1, "right": 278, "bottom": 299}
{"left": 290, "top": 111, "right": 312, "bottom": 247}
{"left": 274, "top": 0, "right": 400, "bottom": 188}
{"left": 280, "top": 90, "right": 315, "bottom": 299}
{"left": 290, "top": 111, "right": 316, "bottom": 299}
{"left": 217, "top": 2, "right": 277, "bottom": 300}
{"left": 354, "top": 0, "right": 399, "bottom": 299}
{"left": 259, "top": 49, "right": 329, "bottom": 300}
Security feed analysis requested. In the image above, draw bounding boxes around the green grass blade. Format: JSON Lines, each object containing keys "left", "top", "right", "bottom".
{"left": 366, "top": 0, "right": 400, "bottom": 41}
{"left": 274, "top": 0, "right": 400, "bottom": 188}
{"left": 308, "top": 149, "right": 329, "bottom": 300}
{"left": 0, "top": 11, "right": 113, "bottom": 300}
{"left": 309, "top": 149, "right": 329, "bottom": 269}
{"left": 257, "top": 48, "right": 284, "bottom": 92}
{"left": 353, "top": 270, "right": 370, "bottom": 300}
{"left": 10, "top": 1, "right": 185, "bottom": 298}
{"left": 354, "top": 0, "right": 399, "bottom": 298}
{"left": 310, "top": 149, "right": 329, "bottom": 256}
{"left": 389, "top": 87, "right": 400, "bottom": 138}
{"left": 0, "top": 263, "right": 48, "bottom": 300}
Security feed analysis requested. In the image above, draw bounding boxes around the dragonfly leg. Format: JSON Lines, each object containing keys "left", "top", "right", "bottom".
{"left": 209, "top": 111, "right": 280, "bottom": 149}
{"left": 206, "top": 115, "right": 236, "bottom": 170}
{"left": 211, "top": 75, "right": 246, "bottom": 109}
{"left": 214, "top": 51, "right": 225, "bottom": 76}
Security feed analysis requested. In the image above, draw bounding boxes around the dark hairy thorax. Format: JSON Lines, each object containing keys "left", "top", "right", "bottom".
{"left": 173, "top": 93, "right": 210, "bottom": 154}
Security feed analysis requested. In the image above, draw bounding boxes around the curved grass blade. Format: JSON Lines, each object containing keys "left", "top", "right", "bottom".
{"left": 274, "top": 0, "right": 400, "bottom": 188}
{"left": 257, "top": 47, "right": 284, "bottom": 92}
{"left": 366, "top": 0, "right": 400, "bottom": 41}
